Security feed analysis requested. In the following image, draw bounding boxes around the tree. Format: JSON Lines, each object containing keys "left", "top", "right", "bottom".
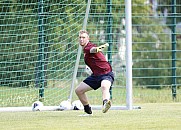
{"left": 156, "top": 0, "right": 181, "bottom": 25}
{"left": 131, "top": 0, "right": 181, "bottom": 88}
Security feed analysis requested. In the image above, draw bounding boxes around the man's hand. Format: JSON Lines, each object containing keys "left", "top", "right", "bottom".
{"left": 96, "top": 43, "right": 109, "bottom": 52}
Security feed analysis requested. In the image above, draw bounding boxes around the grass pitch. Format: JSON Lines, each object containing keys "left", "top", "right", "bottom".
{"left": 0, "top": 103, "right": 180, "bottom": 130}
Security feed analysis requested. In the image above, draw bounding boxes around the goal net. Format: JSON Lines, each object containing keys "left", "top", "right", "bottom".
{"left": 0, "top": 0, "right": 134, "bottom": 111}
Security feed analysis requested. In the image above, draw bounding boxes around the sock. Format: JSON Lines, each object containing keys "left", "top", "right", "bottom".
{"left": 84, "top": 104, "right": 92, "bottom": 114}
{"left": 103, "top": 99, "right": 108, "bottom": 105}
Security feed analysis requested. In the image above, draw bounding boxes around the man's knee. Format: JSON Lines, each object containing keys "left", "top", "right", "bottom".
{"left": 101, "top": 80, "right": 111, "bottom": 90}
{"left": 75, "top": 82, "right": 92, "bottom": 95}
{"left": 75, "top": 86, "right": 85, "bottom": 95}
{"left": 75, "top": 87, "right": 81, "bottom": 95}
{"left": 101, "top": 85, "right": 108, "bottom": 91}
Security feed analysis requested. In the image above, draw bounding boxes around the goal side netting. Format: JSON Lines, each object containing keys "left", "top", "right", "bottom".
{"left": 0, "top": 0, "right": 140, "bottom": 112}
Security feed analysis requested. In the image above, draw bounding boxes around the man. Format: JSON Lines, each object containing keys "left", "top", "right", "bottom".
{"left": 75, "top": 30, "right": 114, "bottom": 116}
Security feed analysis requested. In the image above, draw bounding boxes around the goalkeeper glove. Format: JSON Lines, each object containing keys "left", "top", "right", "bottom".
{"left": 96, "top": 43, "right": 109, "bottom": 52}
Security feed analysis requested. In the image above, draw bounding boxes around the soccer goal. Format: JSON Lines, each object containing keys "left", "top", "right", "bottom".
{"left": 0, "top": 0, "right": 140, "bottom": 112}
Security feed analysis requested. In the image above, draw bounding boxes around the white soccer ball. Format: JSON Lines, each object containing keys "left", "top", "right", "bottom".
{"left": 60, "top": 100, "right": 72, "bottom": 110}
{"left": 72, "top": 100, "right": 83, "bottom": 110}
{"left": 32, "top": 101, "right": 43, "bottom": 111}
{"left": 85, "top": 65, "right": 92, "bottom": 75}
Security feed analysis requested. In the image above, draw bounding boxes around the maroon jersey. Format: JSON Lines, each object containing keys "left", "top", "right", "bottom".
{"left": 83, "top": 42, "right": 112, "bottom": 76}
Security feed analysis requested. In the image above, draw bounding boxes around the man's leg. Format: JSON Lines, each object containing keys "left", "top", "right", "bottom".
{"left": 75, "top": 82, "right": 93, "bottom": 115}
{"left": 101, "top": 80, "right": 112, "bottom": 113}
{"left": 101, "top": 80, "right": 111, "bottom": 101}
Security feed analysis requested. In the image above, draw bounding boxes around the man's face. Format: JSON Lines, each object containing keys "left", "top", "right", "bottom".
{"left": 79, "top": 33, "right": 89, "bottom": 47}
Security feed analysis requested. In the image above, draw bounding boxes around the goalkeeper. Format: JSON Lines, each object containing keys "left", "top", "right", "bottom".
{"left": 75, "top": 30, "right": 114, "bottom": 116}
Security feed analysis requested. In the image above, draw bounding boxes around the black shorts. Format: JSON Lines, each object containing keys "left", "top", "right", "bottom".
{"left": 83, "top": 71, "right": 114, "bottom": 90}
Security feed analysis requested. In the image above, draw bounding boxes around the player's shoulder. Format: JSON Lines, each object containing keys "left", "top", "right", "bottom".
{"left": 88, "top": 42, "right": 97, "bottom": 48}
{"left": 85, "top": 42, "right": 96, "bottom": 49}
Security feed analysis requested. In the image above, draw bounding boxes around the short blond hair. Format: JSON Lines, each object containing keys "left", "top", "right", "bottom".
{"left": 79, "top": 30, "right": 89, "bottom": 36}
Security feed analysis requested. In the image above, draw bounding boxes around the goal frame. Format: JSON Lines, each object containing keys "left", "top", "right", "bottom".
{"left": 0, "top": 0, "right": 141, "bottom": 112}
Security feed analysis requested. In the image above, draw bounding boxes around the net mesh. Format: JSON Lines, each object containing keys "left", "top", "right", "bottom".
{"left": 0, "top": 0, "right": 181, "bottom": 108}
{"left": 0, "top": 0, "right": 87, "bottom": 107}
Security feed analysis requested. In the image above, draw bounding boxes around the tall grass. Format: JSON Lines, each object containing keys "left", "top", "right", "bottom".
{"left": 86, "top": 87, "right": 180, "bottom": 105}
{"left": 0, "top": 86, "right": 180, "bottom": 107}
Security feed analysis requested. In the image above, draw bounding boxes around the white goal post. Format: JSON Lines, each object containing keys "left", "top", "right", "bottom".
{"left": 68, "top": 0, "right": 138, "bottom": 111}
{"left": 0, "top": 0, "right": 141, "bottom": 112}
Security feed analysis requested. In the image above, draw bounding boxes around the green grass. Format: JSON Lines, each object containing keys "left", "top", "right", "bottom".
{"left": 0, "top": 103, "right": 180, "bottom": 130}
{"left": 0, "top": 87, "right": 180, "bottom": 107}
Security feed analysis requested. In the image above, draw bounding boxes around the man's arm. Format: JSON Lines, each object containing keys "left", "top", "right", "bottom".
{"left": 90, "top": 43, "right": 109, "bottom": 53}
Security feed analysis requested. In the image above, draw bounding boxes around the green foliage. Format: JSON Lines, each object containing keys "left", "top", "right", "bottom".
{"left": 131, "top": 0, "right": 179, "bottom": 88}
{"left": 0, "top": 0, "right": 84, "bottom": 87}
{"left": 156, "top": 0, "right": 181, "bottom": 24}
{"left": 0, "top": 0, "right": 180, "bottom": 89}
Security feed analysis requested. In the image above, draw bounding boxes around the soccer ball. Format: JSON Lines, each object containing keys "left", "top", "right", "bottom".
{"left": 85, "top": 65, "right": 92, "bottom": 75}
{"left": 60, "top": 100, "right": 72, "bottom": 110}
{"left": 72, "top": 100, "right": 83, "bottom": 110}
{"left": 32, "top": 101, "right": 43, "bottom": 111}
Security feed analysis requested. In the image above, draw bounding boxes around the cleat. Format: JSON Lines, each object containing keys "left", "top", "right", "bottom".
{"left": 78, "top": 113, "right": 93, "bottom": 117}
{"left": 102, "top": 100, "right": 111, "bottom": 113}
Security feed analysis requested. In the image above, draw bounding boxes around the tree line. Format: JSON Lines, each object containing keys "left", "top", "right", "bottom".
{"left": 0, "top": 0, "right": 180, "bottom": 88}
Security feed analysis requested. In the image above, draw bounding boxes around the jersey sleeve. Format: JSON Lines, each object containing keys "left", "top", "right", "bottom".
{"left": 84, "top": 42, "right": 96, "bottom": 54}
